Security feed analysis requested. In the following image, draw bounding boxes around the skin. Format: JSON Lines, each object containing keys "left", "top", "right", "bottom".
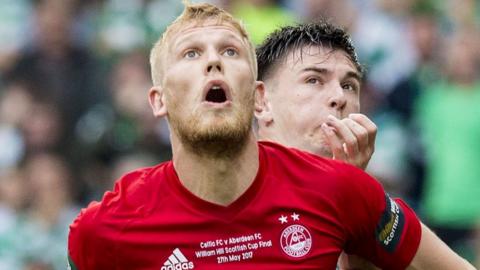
{"left": 256, "top": 46, "right": 376, "bottom": 169}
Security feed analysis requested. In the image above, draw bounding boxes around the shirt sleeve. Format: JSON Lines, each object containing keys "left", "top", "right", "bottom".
{"left": 68, "top": 168, "right": 149, "bottom": 270}
{"left": 336, "top": 162, "right": 422, "bottom": 270}
{"left": 68, "top": 202, "right": 114, "bottom": 270}
{"left": 68, "top": 182, "right": 124, "bottom": 270}
{"left": 68, "top": 203, "right": 96, "bottom": 270}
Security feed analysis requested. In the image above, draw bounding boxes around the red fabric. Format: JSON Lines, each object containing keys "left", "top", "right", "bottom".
{"left": 68, "top": 141, "right": 421, "bottom": 270}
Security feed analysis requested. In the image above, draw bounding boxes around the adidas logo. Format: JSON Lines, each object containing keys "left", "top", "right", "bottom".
{"left": 161, "top": 248, "right": 195, "bottom": 270}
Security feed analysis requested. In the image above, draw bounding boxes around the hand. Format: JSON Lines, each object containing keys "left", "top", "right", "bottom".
{"left": 338, "top": 252, "right": 380, "bottom": 270}
{"left": 320, "top": 114, "right": 377, "bottom": 170}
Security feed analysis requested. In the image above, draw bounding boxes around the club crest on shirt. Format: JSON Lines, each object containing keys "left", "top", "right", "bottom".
{"left": 278, "top": 213, "right": 312, "bottom": 258}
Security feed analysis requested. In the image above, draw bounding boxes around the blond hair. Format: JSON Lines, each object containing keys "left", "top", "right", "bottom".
{"left": 149, "top": 1, "right": 257, "bottom": 86}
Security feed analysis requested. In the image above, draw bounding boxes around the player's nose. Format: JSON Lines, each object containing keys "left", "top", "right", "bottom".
{"left": 205, "top": 49, "right": 222, "bottom": 74}
{"left": 327, "top": 84, "right": 347, "bottom": 111}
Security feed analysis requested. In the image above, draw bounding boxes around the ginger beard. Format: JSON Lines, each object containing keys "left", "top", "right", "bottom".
{"left": 166, "top": 83, "right": 255, "bottom": 159}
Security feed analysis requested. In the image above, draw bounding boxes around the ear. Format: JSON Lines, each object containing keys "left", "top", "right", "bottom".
{"left": 148, "top": 86, "right": 167, "bottom": 117}
{"left": 254, "top": 81, "right": 273, "bottom": 126}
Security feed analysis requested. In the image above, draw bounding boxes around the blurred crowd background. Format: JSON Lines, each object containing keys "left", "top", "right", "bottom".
{"left": 0, "top": 0, "right": 479, "bottom": 269}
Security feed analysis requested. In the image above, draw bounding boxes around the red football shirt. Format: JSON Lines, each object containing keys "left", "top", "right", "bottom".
{"left": 68, "top": 141, "right": 421, "bottom": 270}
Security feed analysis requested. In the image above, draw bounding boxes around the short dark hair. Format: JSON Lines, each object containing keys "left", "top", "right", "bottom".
{"left": 256, "top": 21, "right": 363, "bottom": 81}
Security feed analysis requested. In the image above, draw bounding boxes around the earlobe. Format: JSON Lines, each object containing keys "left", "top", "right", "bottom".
{"left": 254, "top": 81, "right": 273, "bottom": 126}
{"left": 148, "top": 86, "right": 167, "bottom": 117}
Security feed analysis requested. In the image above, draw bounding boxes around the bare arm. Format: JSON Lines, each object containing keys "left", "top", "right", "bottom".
{"left": 406, "top": 223, "right": 476, "bottom": 270}
{"left": 338, "top": 252, "right": 380, "bottom": 270}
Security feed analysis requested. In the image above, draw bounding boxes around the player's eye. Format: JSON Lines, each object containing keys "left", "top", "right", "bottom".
{"left": 306, "top": 77, "right": 320, "bottom": 84}
{"left": 184, "top": 50, "right": 199, "bottom": 59}
{"left": 223, "top": 48, "right": 238, "bottom": 57}
{"left": 342, "top": 82, "right": 358, "bottom": 92}
{"left": 342, "top": 83, "right": 352, "bottom": 91}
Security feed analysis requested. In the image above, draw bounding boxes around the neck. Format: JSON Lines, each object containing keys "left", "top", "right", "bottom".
{"left": 171, "top": 132, "right": 259, "bottom": 206}
{"left": 257, "top": 127, "right": 283, "bottom": 147}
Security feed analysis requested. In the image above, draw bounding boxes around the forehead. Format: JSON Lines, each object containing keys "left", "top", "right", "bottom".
{"left": 169, "top": 22, "right": 247, "bottom": 50}
{"left": 283, "top": 45, "right": 358, "bottom": 73}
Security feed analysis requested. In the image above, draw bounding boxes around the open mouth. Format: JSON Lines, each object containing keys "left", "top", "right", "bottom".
{"left": 203, "top": 80, "right": 231, "bottom": 104}
{"left": 205, "top": 85, "right": 227, "bottom": 103}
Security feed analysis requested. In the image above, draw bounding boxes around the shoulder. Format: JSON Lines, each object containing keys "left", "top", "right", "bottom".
{"left": 258, "top": 141, "right": 378, "bottom": 190}
{"left": 69, "top": 162, "right": 171, "bottom": 239}
{"left": 258, "top": 140, "right": 339, "bottom": 170}
{"left": 68, "top": 162, "right": 172, "bottom": 267}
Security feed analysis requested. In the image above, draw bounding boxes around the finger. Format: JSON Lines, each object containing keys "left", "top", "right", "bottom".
{"left": 337, "top": 252, "right": 350, "bottom": 269}
{"left": 348, "top": 113, "right": 377, "bottom": 146}
{"left": 321, "top": 123, "right": 347, "bottom": 161}
{"left": 342, "top": 118, "right": 369, "bottom": 151}
{"left": 327, "top": 115, "right": 359, "bottom": 157}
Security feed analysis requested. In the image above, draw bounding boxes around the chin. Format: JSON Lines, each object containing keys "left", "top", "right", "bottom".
{"left": 171, "top": 110, "right": 254, "bottom": 158}
{"left": 318, "top": 147, "right": 333, "bottom": 158}
{"left": 304, "top": 142, "right": 332, "bottom": 158}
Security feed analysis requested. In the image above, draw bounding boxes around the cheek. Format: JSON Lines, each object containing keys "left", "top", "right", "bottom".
{"left": 275, "top": 102, "right": 315, "bottom": 134}
{"left": 294, "top": 105, "right": 324, "bottom": 128}
{"left": 230, "top": 63, "right": 256, "bottom": 98}
{"left": 164, "top": 65, "right": 201, "bottom": 103}
{"left": 165, "top": 65, "right": 191, "bottom": 88}
{"left": 286, "top": 92, "right": 331, "bottom": 133}
{"left": 291, "top": 90, "right": 329, "bottom": 117}
{"left": 346, "top": 96, "right": 360, "bottom": 113}
{"left": 233, "top": 61, "right": 255, "bottom": 83}
{"left": 164, "top": 88, "right": 189, "bottom": 119}
{"left": 286, "top": 116, "right": 309, "bottom": 134}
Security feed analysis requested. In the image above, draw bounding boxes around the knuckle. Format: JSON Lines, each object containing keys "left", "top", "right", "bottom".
{"left": 357, "top": 129, "right": 368, "bottom": 138}
{"left": 345, "top": 137, "right": 357, "bottom": 146}
{"left": 343, "top": 118, "right": 356, "bottom": 126}
{"left": 349, "top": 113, "right": 363, "bottom": 119}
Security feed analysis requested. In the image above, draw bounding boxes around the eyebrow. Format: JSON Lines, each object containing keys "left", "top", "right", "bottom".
{"left": 344, "top": 71, "right": 362, "bottom": 82}
{"left": 300, "top": 67, "right": 328, "bottom": 75}
{"left": 300, "top": 67, "right": 362, "bottom": 82}
{"left": 174, "top": 32, "right": 244, "bottom": 52}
